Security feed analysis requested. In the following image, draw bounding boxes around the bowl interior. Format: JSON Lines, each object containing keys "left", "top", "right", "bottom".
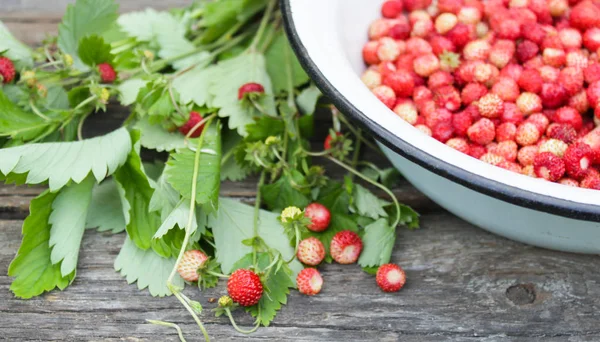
{"left": 285, "top": 0, "right": 600, "bottom": 214}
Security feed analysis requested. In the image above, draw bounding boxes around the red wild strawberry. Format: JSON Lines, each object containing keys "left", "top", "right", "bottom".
{"left": 413, "top": 85, "right": 433, "bottom": 104}
{"left": 566, "top": 51, "right": 589, "bottom": 70}
{"left": 480, "top": 152, "right": 505, "bottom": 166}
{"left": 549, "top": 0, "right": 569, "bottom": 16}
{"left": 361, "top": 68, "right": 382, "bottom": 89}
{"left": 431, "top": 122, "right": 455, "bottom": 142}
{"left": 476, "top": 93, "right": 504, "bottom": 118}
{"left": 461, "top": 83, "right": 487, "bottom": 105}
{"left": 558, "top": 67, "right": 584, "bottom": 96}
{"left": 427, "top": 71, "right": 454, "bottom": 90}
{"left": 438, "top": 0, "right": 464, "bottom": 13}
{"left": 413, "top": 54, "right": 440, "bottom": 77}
{"left": 238, "top": 82, "right": 265, "bottom": 99}
{"left": 569, "top": 90, "right": 590, "bottom": 114}
{"left": 406, "top": 37, "right": 433, "bottom": 56}
{"left": 383, "top": 70, "right": 415, "bottom": 97}
{"left": 179, "top": 112, "right": 205, "bottom": 138}
{"left": 426, "top": 108, "right": 452, "bottom": 129}
{"left": 429, "top": 36, "right": 456, "bottom": 56}
{"left": 412, "top": 19, "right": 434, "bottom": 38}
{"left": 558, "top": 28, "right": 582, "bottom": 50}
{"left": 489, "top": 141, "right": 518, "bottom": 161}
{"left": 394, "top": 102, "right": 418, "bottom": 124}
{"left": 587, "top": 81, "right": 600, "bottom": 108}
{"left": 330, "top": 230, "right": 363, "bottom": 264}
{"left": 381, "top": 0, "right": 403, "bottom": 18}
{"left": 491, "top": 77, "right": 519, "bottom": 102}
{"left": 521, "top": 23, "right": 547, "bottom": 45}
{"left": 457, "top": 6, "right": 482, "bottom": 25}
{"left": 541, "top": 35, "right": 564, "bottom": 51}
{"left": 462, "top": 39, "right": 491, "bottom": 61}
{"left": 304, "top": 203, "right": 331, "bottom": 232}
{"left": 452, "top": 110, "right": 473, "bottom": 136}
{"left": 533, "top": 152, "right": 566, "bottom": 181}
{"left": 559, "top": 178, "right": 579, "bottom": 187}
{"left": 446, "top": 137, "right": 471, "bottom": 154}
{"left": 324, "top": 132, "right": 342, "bottom": 150}
{"left": 516, "top": 92, "right": 543, "bottom": 116}
{"left": 227, "top": 269, "right": 263, "bottom": 307}
{"left": 516, "top": 40, "right": 539, "bottom": 64}
{"left": 569, "top": 1, "right": 600, "bottom": 31}
{"left": 526, "top": 113, "right": 550, "bottom": 134}
{"left": 296, "top": 268, "right": 323, "bottom": 296}
{"left": 581, "top": 175, "right": 600, "bottom": 189}
{"left": 468, "top": 144, "right": 487, "bottom": 159}
{"left": 0, "top": 57, "right": 16, "bottom": 84}
{"left": 583, "top": 28, "right": 600, "bottom": 53}
{"left": 473, "top": 62, "right": 497, "bottom": 85}
{"left": 98, "top": 63, "right": 117, "bottom": 83}
{"left": 538, "top": 66, "right": 560, "bottom": 84}
{"left": 363, "top": 41, "right": 381, "bottom": 65}
{"left": 501, "top": 102, "right": 525, "bottom": 124}
{"left": 518, "top": 69, "right": 543, "bottom": 94}
{"left": 445, "top": 23, "right": 473, "bottom": 48}
{"left": 539, "top": 139, "right": 569, "bottom": 157}
{"left": 372, "top": 85, "right": 397, "bottom": 108}
{"left": 433, "top": 85, "right": 461, "bottom": 111}
{"left": 540, "top": 83, "right": 568, "bottom": 109}
{"left": 389, "top": 22, "right": 411, "bottom": 40}
{"left": 489, "top": 40, "right": 515, "bottom": 69}
{"left": 467, "top": 118, "right": 495, "bottom": 145}
{"left": 495, "top": 19, "right": 521, "bottom": 40}
{"left": 376, "top": 264, "right": 407, "bottom": 292}
{"left": 496, "top": 122, "right": 517, "bottom": 142}
{"left": 297, "top": 237, "right": 325, "bottom": 266}
{"left": 499, "top": 63, "right": 523, "bottom": 82}
{"left": 584, "top": 64, "right": 600, "bottom": 85}
{"left": 546, "top": 123, "right": 577, "bottom": 144}
{"left": 377, "top": 37, "right": 402, "bottom": 62}
{"left": 415, "top": 124, "right": 433, "bottom": 136}
{"left": 498, "top": 161, "right": 523, "bottom": 173}
{"left": 542, "top": 48, "right": 566, "bottom": 68}
{"left": 177, "top": 250, "right": 208, "bottom": 282}
{"left": 554, "top": 107, "right": 583, "bottom": 130}
{"left": 517, "top": 145, "right": 539, "bottom": 166}
{"left": 516, "top": 122, "right": 541, "bottom": 146}
{"left": 403, "top": 0, "right": 432, "bottom": 11}
{"left": 369, "top": 19, "right": 394, "bottom": 40}
{"left": 563, "top": 142, "right": 594, "bottom": 179}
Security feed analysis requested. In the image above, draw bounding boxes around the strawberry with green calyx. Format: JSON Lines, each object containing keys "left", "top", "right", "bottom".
{"left": 0, "top": 56, "right": 16, "bottom": 84}
{"left": 178, "top": 111, "right": 206, "bottom": 138}
{"left": 238, "top": 82, "right": 265, "bottom": 100}
{"left": 177, "top": 250, "right": 208, "bottom": 282}
{"left": 227, "top": 269, "right": 263, "bottom": 307}
{"left": 324, "top": 130, "right": 353, "bottom": 160}
{"left": 98, "top": 63, "right": 117, "bottom": 83}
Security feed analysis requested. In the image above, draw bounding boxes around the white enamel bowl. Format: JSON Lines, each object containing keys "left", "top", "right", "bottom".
{"left": 282, "top": 0, "right": 600, "bottom": 253}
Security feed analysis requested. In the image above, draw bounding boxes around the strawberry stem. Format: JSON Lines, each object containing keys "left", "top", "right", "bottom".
{"left": 224, "top": 308, "right": 261, "bottom": 334}
{"left": 252, "top": 171, "right": 266, "bottom": 269}
{"left": 146, "top": 320, "right": 187, "bottom": 342}
{"left": 248, "top": 0, "right": 277, "bottom": 52}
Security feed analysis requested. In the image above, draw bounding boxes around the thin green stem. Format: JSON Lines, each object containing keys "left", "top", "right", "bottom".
{"left": 327, "top": 156, "right": 402, "bottom": 228}
{"left": 77, "top": 113, "right": 90, "bottom": 141}
{"left": 173, "top": 291, "right": 211, "bottom": 341}
{"left": 283, "top": 223, "right": 300, "bottom": 264}
{"left": 206, "top": 270, "right": 229, "bottom": 279}
{"left": 253, "top": 172, "right": 266, "bottom": 269}
{"left": 29, "top": 100, "right": 51, "bottom": 121}
{"left": 73, "top": 95, "right": 97, "bottom": 111}
{"left": 147, "top": 320, "right": 187, "bottom": 342}
{"left": 249, "top": 0, "right": 277, "bottom": 52}
{"left": 337, "top": 114, "right": 385, "bottom": 156}
{"left": 349, "top": 130, "right": 362, "bottom": 180}
{"left": 225, "top": 309, "right": 261, "bottom": 334}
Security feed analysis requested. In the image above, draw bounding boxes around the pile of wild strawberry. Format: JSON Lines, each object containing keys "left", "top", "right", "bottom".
{"left": 361, "top": 0, "right": 600, "bottom": 189}
{"left": 178, "top": 203, "right": 407, "bottom": 302}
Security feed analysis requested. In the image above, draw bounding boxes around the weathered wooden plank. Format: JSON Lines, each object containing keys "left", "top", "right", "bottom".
{"left": 1, "top": 216, "right": 599, "bottom": 341}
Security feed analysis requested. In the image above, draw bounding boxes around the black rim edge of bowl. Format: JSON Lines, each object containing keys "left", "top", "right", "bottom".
{"left": 280, "top": 0, "right": 600, "bottom": 222}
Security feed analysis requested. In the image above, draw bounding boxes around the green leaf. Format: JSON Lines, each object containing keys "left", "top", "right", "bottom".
{"left": 208, "top": 198, "right": 302, "bottom": 274}
{"left": 165, "top": 122, "right": 222, "bottom": 212}
{"left": 153, "top": 199, "right": 197, "bottom": 240}
{"left": 0, "top": 22, "right": 33, "bottom": 69}
{"left": 58, "top": 0, "right": 119, "bottom": 70}
{"left": 232, "top": 253, "right": 295, "bottom": 327}
{"left": 221, "top": 130, "right": 249, "bottom": 182}
{"left": 117, "top": 8, "right": 186, "bottom": 43}
{"left": 114, "top": 237, "right": 184, "bottom": 297}
{"left": 209, "top": 52, "right": 275, "bottom": 136}
{"left": 172, "top": 65, "right": 216, "bottom": 107}
{"left": 149, "top": 172, "right": 180, "bottom": 220}
{"left": 113, "top": 131, "right": 162, "bottom": 252}
{"left": 353, "top": 184, "right": 388, "bottom": 220}
{"left": 0, "top": 89, "right": 53, "bottom": 141}
{"left": 77, "top": 35, "right": 113, "bottom": 67}
{"left": 296, "top": 85, "right": 321, "bottom": 115}
{"left": 399, "top": 204, "right": 420, "bottom": 229}
{"left": 261, "top": 171, "right": 310, "bottom": 212}
{"left": 49, "top": 175, "right": 95, "bottom": 276}
{"left": 245, "top": 116, "right": 285, "bottom": 142}
{"left": 8, "top": 191, "right": 75, "bottom": 298}
{"left": 200, "top": 0, "right": 268, "bottom": 44}
{"left": 0, "top": 127, "right": 132, "bottom": 191}
{"left": 86, "top": 179, "right": 126, "bottom": 233}
{"left": 265, "top": 31, "right": 310, "bottom": 94}
{"left": 133, "top": 118, "right": 186, "bottom": 153}
{"left": 358, "top": 219, "right": 396, "bottom": 268}
{"left": 118, "top": 79, "right": 148, "bottom": 106}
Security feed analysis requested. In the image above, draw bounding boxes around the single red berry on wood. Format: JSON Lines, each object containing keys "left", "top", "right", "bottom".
{"left": 238, "top": 82, "right": 265, "bottom": 100}
{"left": 330, "top": 231, "right": 363, "bottom": 264}
{"left": 179, "top": 112, "right": 205, "bottom": 138}
{"left": 0, "top": 57, "right": 16, "bottom": 84}
{"left": 296, "top": 268, "right": 323, "bottom": 296}
{"left": 98, "top": 63, "right": 117, "bottom": 83}
{"left": 227, "top": 269, "right": 263, "bottom": 307}
{"left": 297, "top": 237, "right": 326, "bottom": 266}
{"left": 304, "top": 203, "right": 331, "bottom": 232}
{"left": 376, "top": 264, "right": 407, "bottom": 292}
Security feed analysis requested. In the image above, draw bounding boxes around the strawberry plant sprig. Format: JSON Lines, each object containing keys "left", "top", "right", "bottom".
{"left": 0, "top": 0, "right": 419, "bottom": 341}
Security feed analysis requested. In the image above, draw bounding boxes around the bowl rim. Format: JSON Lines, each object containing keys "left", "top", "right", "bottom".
{"left": 280, "top": 0, "right": 600, "bottom": 222}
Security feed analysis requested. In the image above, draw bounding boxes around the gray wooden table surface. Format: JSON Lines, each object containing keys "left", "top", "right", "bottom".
{"left": 1, "top": 1, "right": 600, "bottom": 341}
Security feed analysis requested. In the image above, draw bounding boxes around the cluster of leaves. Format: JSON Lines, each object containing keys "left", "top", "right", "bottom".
{"left": 0, "top": 0, "right": 419, "bottom": 336}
